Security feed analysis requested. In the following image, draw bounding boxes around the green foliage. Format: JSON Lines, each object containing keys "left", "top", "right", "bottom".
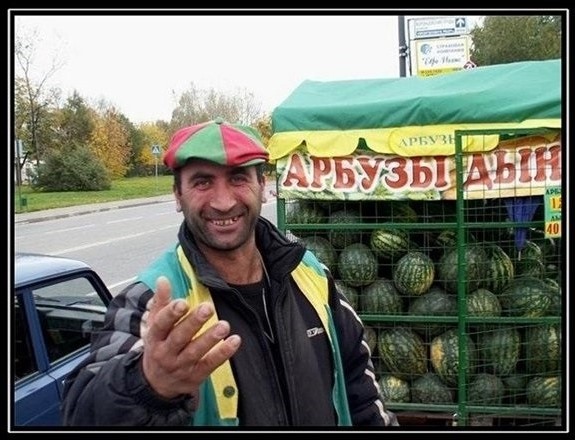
{"left": 32, "top": 146, "right": 111, "bottom": 191}
{"left": 470, "top": 15, "right": 562, "bottom": 66}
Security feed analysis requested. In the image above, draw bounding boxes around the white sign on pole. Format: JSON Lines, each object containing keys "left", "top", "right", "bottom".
{"left": 413, "top": 16, "right": 467, "bottom": 39}
{"left": 415, "top": 36, "right": 471, "bottom": 77}
{"left": 151, "top": 144, "right": 161, "bottom": 155}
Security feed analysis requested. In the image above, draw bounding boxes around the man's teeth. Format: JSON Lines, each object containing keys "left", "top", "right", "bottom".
{"left": 212, "top": 217, "right": 239, "bottom": 226}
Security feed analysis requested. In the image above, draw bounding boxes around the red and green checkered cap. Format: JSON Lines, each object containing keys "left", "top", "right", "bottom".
{"left": 163, "top": 118, "right": 269, "bottom": 170}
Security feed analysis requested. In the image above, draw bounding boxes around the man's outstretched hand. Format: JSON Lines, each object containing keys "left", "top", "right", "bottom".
{"left": 142, "top": 276, "right": 241, "bottom": 399}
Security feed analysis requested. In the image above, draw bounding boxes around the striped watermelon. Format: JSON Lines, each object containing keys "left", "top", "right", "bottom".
{"left": 411, "top": 372, "right": 454, "bottom": 404}
{"left": 466, "top": 288, "right": 502, "bottom": 318}
{"left": 526, "top": 376, "right": 561, "bottom": 407}
{"left": 369, "top": 228, "right": 410, "bottom": 261}
{"left": 378, "top": 374, "right": 411, "bottom": 403}
{"left": 499, "top": 277, "right": 552, "bottom": 317}
{"left": 525, "top": 324, "right": 562, "bottom": 375}
{"left": 407, "top": 286, "right": 457, "bottom": 337}
{"left": 393, "top": 251, "right": 435, "bottom": 296}
{"left": 360, "top": 278, "right": 403, "bottom": 314}
{"left": 378, "top": 327, "right": 427, "bottom": 380}
{"left": 484, "top": 244, "right": 515, "bottom": 294}
{"left": 430, "top": 328, "right": 477, "bottom": 386}
{"left": 468, "top": 373, "right": 505, "bottom": 405}
{"left": 337, "top": 243, "right": 377, "bottom": 287}
{"left": 438, "top": 244, "right": 488, "bottom": 294}
{"left": 328, "top": 209, "right": 362, "bottom": 250}
{"left": 477, "top": 327, "right": 521, "bottom": 376}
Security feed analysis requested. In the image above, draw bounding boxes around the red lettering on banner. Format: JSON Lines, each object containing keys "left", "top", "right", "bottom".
{"left": 356, "top": 156, "right": 383, "bottom": 191}
{"left": 384, "top": 157, "right": 408, "bottom": 189}
{"left": 333, "top": 157, "right": 356, "bottom": 189}
{"left": 281, "top": 154, "right": 309, "bottom": 188}
{"left": 493, "top": 150, "right": 515, "bottom": 184}
{"left": 310, "top": 158, "right": 332, "bottom": 189}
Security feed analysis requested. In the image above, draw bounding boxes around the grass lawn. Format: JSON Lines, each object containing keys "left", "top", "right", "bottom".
{"left": 13, "top": 176, "right": 174, "bottom": 214}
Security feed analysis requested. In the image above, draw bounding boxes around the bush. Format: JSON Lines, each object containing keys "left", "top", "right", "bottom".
{"left": 32, "top": 147, "right": 111, "bottom": 191}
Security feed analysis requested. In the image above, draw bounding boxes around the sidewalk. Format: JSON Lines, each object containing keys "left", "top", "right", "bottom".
{"left": 14, "top": 194, "right": 175, "bottom": 224}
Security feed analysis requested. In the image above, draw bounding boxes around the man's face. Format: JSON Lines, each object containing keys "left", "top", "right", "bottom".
{"left": 175, "top": 159, "right": 265, "bottom": 252}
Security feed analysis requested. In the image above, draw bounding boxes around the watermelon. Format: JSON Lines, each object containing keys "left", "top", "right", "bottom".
{"left": 484, "top": 244, "right": 515, "bottom": 294}
{"left": 285, "top": 200, "right": 325, "bottom": 236}
{"left": 526, "top": 376, "right": 561, "bottom": 407}
{"left": 363, "top": 325, "right": 378, "bottom": 355}
{"left": 430, "top": 328, "right": 477, "bottom": 386}
{"left": 411, "top": 372, "right": 454, "bottom": 404}
{"left": 514, "top": 240, "right": 545, "bottom": 278}
{"left": 387, "top": 202, "right": 419, "bottom": 223}
{"left": 466, "top": 288, "right": 502, "bottom": 327}
{"left": 378, "top": 374, "right": 411, "bottom": 403}
{"left": 377, "top": 327, "right": 427, "bottom": 381}
{"left": 438, "top": 244, "right": 488, "bottom": 294}
{"left": 524, "top": 324, "right": 562, "bottom": 375}
{"left": 433, "top": 229, "right": 475, "bottom": 249}
{"left": 499, "top": 277, "right": 552, "bottom": 317}
{"left": 337, "top": 243, "right": 378, "bottom": 287}
{"left": 393, "top": 251, "right": 435, "bottom": 296}
{"left": 476, "top": 327, "right": 521, "bottom": 376}
{"left": 299, "top": 235, "right": 337, "bottom": 273}
{"left": 334, "top": 279, "right": 359, "bottom": 310}
{"left": 369, "top": 228, "right": 410, "bottom": 261}
{"left": 407, "top": 286, "right": 457, "bottom": 337}
{"left": 544, "top": 277, "right": 562, "bottom": 316}
{"left": 328, "top": 209, "right": 362, "bottom": 250}
{"left": 468, "top": 373, "right": 505, "bottom": 405}
{"left": 502, "top": 374, "right": 528, "bottom": 404}
{"left": 360, "top": 278, "right": 403, "bottom": 314}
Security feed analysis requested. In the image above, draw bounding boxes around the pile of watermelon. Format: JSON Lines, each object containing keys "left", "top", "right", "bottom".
{"left": 285, "top": 198, "right": 562, "bottom": 410}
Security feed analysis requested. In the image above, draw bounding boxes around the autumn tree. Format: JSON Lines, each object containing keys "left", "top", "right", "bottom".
{"left": 89, "top": 108, "right": 131, "bottom": 179}
{"left": 136, "top": 122, "right": 170, "bottom": 176}
{"left": 470, "top": 15, "right": 562, "bottom": 66}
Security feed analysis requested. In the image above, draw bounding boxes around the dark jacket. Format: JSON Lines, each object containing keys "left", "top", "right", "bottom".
{"left": 61, "top": 217, "right": 397, "bottom": 427}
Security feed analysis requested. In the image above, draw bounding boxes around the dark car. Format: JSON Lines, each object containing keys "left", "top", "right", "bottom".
{"left": 12, "top": 252, "right": 112, "bottom": 427}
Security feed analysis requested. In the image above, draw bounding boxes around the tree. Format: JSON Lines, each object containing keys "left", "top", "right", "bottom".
{"left": 14, "top": 25, "right": 64, "bottom": 167}
{"left": 470, "top": 16, "right": 562, "bottom": 66}
{"left": 136, "top": 122, "right": 170, "bottom": 176}
{"left": 89, "top": 108, "right": 131, "bottom": 179}
{"left": 52, "top": 91, "right": 95, "bottom": 150}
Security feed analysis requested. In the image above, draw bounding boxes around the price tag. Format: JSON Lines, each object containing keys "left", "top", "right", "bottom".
{"left": 544, "top": 187, "right": 561, "bottom": 238}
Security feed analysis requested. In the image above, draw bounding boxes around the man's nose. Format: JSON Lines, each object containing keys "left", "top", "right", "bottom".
{"left": 209, "top": 181, "right": 236, "bottom": 211}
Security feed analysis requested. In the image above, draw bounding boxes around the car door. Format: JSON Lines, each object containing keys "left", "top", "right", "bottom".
{"left": 13, "top": 270, "right": 111, "bottom": 427}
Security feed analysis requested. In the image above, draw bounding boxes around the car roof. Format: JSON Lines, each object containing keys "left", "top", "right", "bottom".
{"left": 14, "top": 252, "right": 94, "bottom": 288}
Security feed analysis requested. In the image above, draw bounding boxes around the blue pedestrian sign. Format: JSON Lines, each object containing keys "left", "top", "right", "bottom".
{"left": 151, "top": 144, "right": 161, "bottom": 155}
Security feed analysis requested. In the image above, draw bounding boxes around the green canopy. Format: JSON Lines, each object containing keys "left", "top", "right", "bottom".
{"left": 269, "top": 59, "right": 561, "bottom": 160}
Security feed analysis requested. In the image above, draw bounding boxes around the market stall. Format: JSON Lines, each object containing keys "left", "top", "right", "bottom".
{"left": 268, "top": 59, "right": 562, "bottom": 427}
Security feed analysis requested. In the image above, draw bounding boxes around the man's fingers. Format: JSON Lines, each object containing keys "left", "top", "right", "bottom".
{"left": 191, "top": 333, "right": 242, "bottom": 379}
{"left": 153, "top": 276, "right": 173, "bottom": 308}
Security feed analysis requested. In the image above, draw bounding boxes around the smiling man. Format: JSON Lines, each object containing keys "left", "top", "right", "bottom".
{"left": 61, "top": 118, "right": 398, "bottom": 428}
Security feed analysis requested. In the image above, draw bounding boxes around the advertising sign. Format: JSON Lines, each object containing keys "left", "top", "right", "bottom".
{"left": 415, "top": 36, "right": 471, "bottom": 77}
{"left": 412, "top": 16, "right": 468, "bottom": 39}
{"left": 275, "top": 137, "right": 561, "bottom": 201}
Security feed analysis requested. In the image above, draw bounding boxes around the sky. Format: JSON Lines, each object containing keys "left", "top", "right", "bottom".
{"left": 12, "top": 12, "right": 409, "bottom": 124}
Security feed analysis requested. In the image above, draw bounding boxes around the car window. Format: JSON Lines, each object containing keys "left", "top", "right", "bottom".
{"left": 13, "top": 302, "right": 37, "bottom": 380}
{"left": 33, "top": 276, "right": 108, "bottom": 363}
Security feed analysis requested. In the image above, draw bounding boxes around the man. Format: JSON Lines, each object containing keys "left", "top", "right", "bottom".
{"left": 61, "top": 118, "right": 398, "bottom": 427}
